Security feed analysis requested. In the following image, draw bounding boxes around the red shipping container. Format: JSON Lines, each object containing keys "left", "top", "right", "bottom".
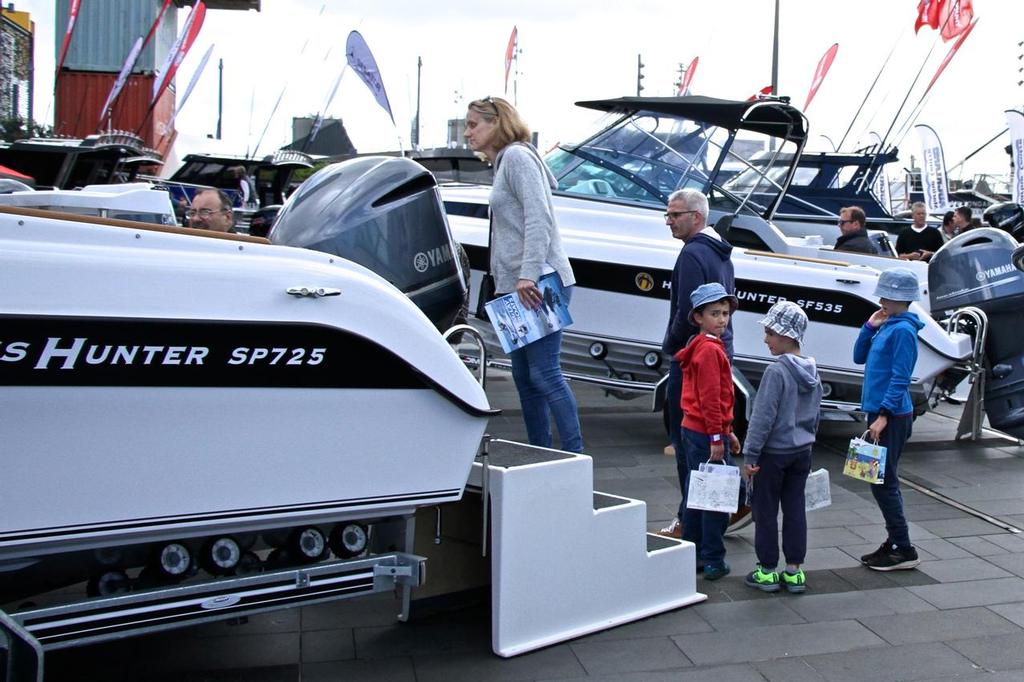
{"left": 55, "top": 70, "right": 176, "bottom": 158}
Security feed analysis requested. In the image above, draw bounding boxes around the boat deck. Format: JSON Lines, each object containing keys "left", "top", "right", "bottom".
{"left": 25, "top": 370, "right": 1024, "bottom": 681}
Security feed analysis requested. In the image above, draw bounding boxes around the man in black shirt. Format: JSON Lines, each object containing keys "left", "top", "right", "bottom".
{"left": 896, "top": 202, "right": 944, "bottom": 262}
{"left": 834, "top": 206, "right": 879, "bottom": 254}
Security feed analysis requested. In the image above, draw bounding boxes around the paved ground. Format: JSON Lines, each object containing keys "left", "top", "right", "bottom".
{"left": 37, "top": 372, "right": 1024, "bottom": 681}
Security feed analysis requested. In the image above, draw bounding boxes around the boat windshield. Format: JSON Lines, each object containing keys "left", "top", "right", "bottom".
{"left": 545, "top": 110, "right": 800, "bottom": 218}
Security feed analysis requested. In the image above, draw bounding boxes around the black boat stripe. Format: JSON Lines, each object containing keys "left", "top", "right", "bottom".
{"left": 1, "top": 489, "right": 461, "bottom": 543}
{"left": 461, "top": 243, "right": 877, "bottom": 327}
{"left": 0, "top": 314, "right": 493, "bottom": 417}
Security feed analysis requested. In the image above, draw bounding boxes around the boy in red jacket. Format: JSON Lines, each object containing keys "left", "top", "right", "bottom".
{"left": 674, "top": 282, "right": 741, "bottom": 580}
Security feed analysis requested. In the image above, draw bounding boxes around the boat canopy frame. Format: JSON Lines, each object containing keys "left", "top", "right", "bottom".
{"left": 552, "top": 95, "right": 809, "bottom": 219}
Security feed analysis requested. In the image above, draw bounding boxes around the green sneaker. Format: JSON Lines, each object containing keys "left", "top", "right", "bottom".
{"left": 744, "top": 566, "right": 780, "bottom": 592}
{"left": 782, "top": 569, "right": 806, "bottom": 593}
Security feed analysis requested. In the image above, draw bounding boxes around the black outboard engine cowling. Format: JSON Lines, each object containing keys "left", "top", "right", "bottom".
{"left": 271, "top": 156, "right": 466, "bottom": 331}
{"left": 929, "top": 228, "right": 1024, "bottom": 437}
{"left": 983, "top": 201, "right": 1024, "bottom": 241}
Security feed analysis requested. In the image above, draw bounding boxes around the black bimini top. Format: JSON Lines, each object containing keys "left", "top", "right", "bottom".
{"left": 576, "top": 96, "right": 808, "bottom": 145}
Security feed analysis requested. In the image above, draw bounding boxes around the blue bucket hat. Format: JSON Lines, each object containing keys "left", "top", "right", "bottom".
{"left": 759, "top": 300, "right": 808, "bottom": 343}
{"left": 873, "top": 267, "right": 920, "bottom": 302}
{"left": 688, "top": 282, "right": 738, "bottom": 324}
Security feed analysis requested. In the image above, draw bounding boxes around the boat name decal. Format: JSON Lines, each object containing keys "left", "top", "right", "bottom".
{"left": 0, "top": 316, "right": 428, "bottom": 389}
{"left": 0, "top": 339, "right": 329, "bottom": 370}
{"left": 734, "top": 289, "right": 844, "bottom": 314}
{"left": 413, "top": 244, "right": 454, "bottom": 273}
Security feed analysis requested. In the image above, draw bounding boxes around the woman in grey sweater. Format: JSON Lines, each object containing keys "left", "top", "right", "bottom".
{"left": 464, "top": 96, "right": 582, "bottom": 452}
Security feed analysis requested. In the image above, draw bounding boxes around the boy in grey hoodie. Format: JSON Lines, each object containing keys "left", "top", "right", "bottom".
{"left": 743, "top": 301, "right": 823, "bottom": 593}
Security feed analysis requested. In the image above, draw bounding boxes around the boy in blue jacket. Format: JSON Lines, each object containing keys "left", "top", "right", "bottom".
{"left": 854, "top": 268, "right": 923, "bottom": 571}
{"left": 743, "top": 301, "right": 823, "bottom": 593}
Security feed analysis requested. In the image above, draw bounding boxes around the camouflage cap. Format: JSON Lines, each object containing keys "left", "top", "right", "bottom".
{"left": 759, "top": 300, "right": 808, "bottom": 343}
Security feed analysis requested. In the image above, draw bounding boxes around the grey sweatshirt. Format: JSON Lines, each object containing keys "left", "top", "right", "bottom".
{"left": 743, "top": 353, "right": 823, "bottom": 466}
{"left": 489, "top": 143, "right": 575, "bottom": 294}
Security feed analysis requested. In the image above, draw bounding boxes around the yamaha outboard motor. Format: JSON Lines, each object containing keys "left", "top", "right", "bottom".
{"left": 983, "top": 201, "right": 1024, "bottom": 241}
{"left": 929, "top": 228, "right": 1024, "bottom": 437}
{"left": 271, "top": 156, "right": 466, "bottom": 331}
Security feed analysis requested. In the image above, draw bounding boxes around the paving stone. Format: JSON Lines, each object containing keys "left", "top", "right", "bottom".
{"left": 945, "top": 632, "right": 1024, "bottom": 670}
{"left": 909, "top": 577, "right": 1024, "bottom": 609}
{"left": 802, "top": 546, "right": 864, "bottom": 570}
{"left": 806, "top": 527, "right": 872, "bottom": 549}
{"left": 859, "top": 606, "right": 1022, "bottom": 645}
{"left": 948, "top": 535, "right": 1013, "bottom": 557}
{"left": 984, "top": 534, "right": 1024, "bottom": 553}
{"left": 917, "top": 557, "right": 1015, "bottom": 583}
{"left": 147, "top": 665, "right": 301, "bottom": 682}
{"left": 573, "top": 606, "right": 713, "bottom": 643}
{"left": 412, "top": 644, "right": 586, "bottom": 682}
{"left": 785, "top": 587, "right": 936, "bottom": 622}
{"left": 353, "top": 620, "right": 490, "bottom": 659}
{"left": 753, "top": 657, "right": 828, "bottom": 681}
{"left": 303, "top": 656, "right": 416, "bottom": 682}
{"left": 569, "top": 636, "right": 693, "bottom": 675}
{"left": 801, "top": 641, "right": 979, "bottom": 681}
{"left": 672, "top": 620, "right": 885, "bottom": 665}
{"left": 831, "top": 565, "right": 939, "bottom": 590}
{"left": 536, "top": 663, "right": 765, "bottom": 682}
{"left": 693, "top": 598, "right": 806, "bottom": 630}
{"left": 300, "top": 629, "right": 356, "bottom": 664}
{"left": 987, "top": 602, "right": 1024, "bottom": 628}
{"left": 903, "top": 503, "right": 977, "bottom": 522}
{"left": 913, "top": 538, "right": 976, "bottom": 560}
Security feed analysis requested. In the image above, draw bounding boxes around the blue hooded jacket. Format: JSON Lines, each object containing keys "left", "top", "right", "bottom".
{"left": 853, "top": 311, "right": 924, "bottom": 416}
{"left": 662, "top": 232, "right": 735, "bottom": 358}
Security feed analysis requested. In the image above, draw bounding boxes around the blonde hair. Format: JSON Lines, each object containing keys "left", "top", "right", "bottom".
{"left": 467, "top": 96, "right": 530, "bottom": 150}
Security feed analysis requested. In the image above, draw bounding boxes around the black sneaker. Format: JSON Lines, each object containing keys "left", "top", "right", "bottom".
{"left": 860, "top": 541, "right": 889, "bottom": 565}
{"left": 864, "top": 544, "right": 920, "bottom": 571}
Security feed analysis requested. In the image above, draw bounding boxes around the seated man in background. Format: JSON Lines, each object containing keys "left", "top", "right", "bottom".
{"left": 834, "top": 206, "right": 879, "bottom": 254}
{"left": 187, "top": 189, "right": 236, "bottom": 233}
{"left": 896, "top": 202, "right": 943, "bottom": 262}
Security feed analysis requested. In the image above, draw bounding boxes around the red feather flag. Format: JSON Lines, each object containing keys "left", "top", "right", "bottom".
{"left": 678, "top": 56, "right": 699, "bottom": 95}
{"left": 925, "top": 17, "right": 978, "bottom": 95}
{"left": 55, "top": 0, "right": 82, "bottom": 77}
{"left": 804, "top": 43, "right": 838, "bottom": 111}
{"left": 914, "top": 0, "right": 946, "bottom": 33}
{"left": 504, "top": 27, "right": 518, "bottom": 94}
{"left": 940, "top": 0, "right": 973, "bottom": 41}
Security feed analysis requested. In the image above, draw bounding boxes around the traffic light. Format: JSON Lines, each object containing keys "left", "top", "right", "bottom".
{"left": 636, "top": 54, "right": 645, "bottom": 96}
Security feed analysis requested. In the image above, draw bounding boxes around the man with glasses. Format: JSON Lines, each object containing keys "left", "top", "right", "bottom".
{"left": 187, "top": 189, "right": 235, "bottom": 233}
{"left": 658, "top": 188, "right": 747, "bottom": 540}
{"left": 833, "top": 206, "right": 878, "bottom": 254}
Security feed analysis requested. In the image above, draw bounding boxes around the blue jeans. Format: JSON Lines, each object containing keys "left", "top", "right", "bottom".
{"left": 680, "top": 428, "right": 730, "bottom": 568}
{"left": 509, "top": 286, "right": 583, "bottom": 453}
{"left": 750, "top": 448, "right": 811, "bottom": 568}
{"left": 670, "top": 362, "right": 744, "bottom": 520}
{"left": 867, "top": 412, "right": 913, "bottom": 549}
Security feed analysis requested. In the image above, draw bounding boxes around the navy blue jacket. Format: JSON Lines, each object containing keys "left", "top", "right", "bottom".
{"left": 662, "top": 232, "right": 736, "bottom": 358}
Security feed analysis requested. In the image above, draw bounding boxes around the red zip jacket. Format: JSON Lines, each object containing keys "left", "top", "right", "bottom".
{"left": 674, "top": 333, "right": 734, "bottom": 438}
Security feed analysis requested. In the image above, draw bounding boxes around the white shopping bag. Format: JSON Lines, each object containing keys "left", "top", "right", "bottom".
{"left": 804, "top": 468, "right": 832, "bottom": 511}
{"left": 686, "top": 462, "right": 740, "bottom": 514}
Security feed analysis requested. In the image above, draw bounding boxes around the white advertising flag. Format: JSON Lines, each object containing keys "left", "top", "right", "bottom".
{"left": 1006, "top": 110, "right": 1024, "bottom": 205}
{"left": 914, "top": 124, "right": 950, "bottom": 214}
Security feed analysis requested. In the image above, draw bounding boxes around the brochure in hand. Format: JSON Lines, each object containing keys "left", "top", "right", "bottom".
{"left": 484, "top": 272, "right": 573, "bottom": 354}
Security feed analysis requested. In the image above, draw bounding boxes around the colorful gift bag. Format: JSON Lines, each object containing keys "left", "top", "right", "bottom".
{"left": 804, "top": 468, "right": 832, "bottom": 511}
{"left": 686, "top": 462, "right": 740, "bottom": 514}
{"left": 842, "top": 432, "right": 887, "bottom": 485}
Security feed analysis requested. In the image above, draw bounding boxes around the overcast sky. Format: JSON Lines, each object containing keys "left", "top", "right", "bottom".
{"left": 19, "top": 0, "right": 1024, "bottom": 180}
